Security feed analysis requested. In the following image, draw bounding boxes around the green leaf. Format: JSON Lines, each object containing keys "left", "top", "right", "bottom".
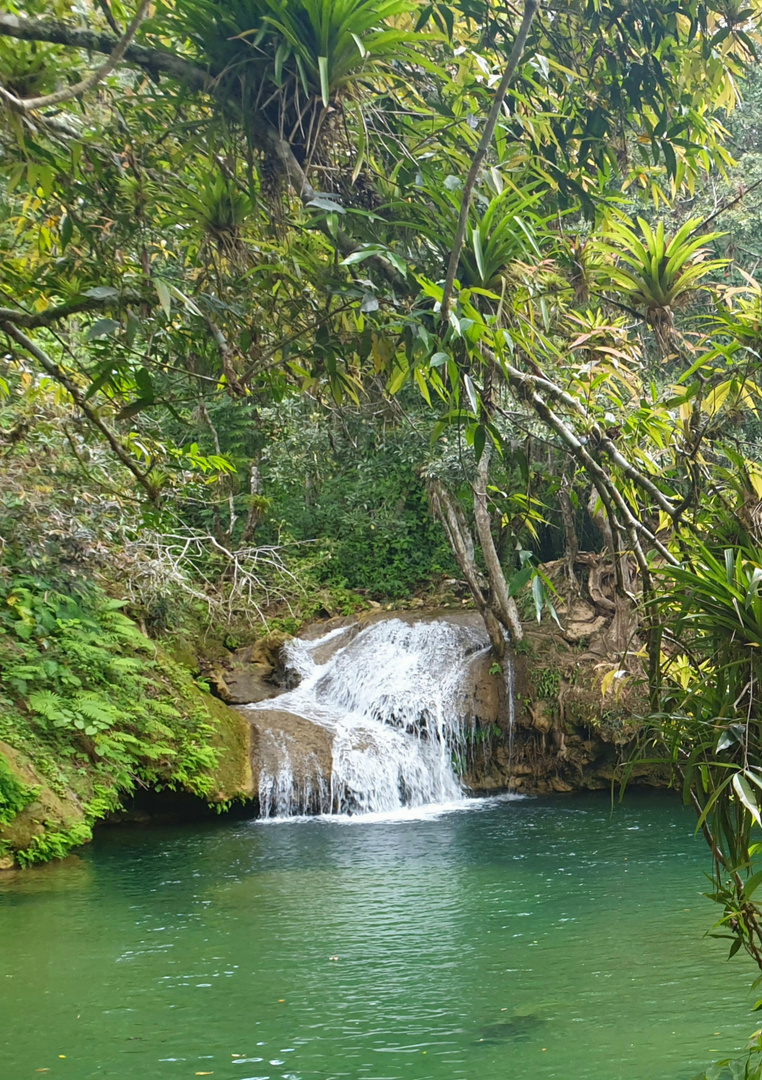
{"left": 318, "top": 56, "right": 330, "bottom": 107}
{"left": 472, "top": 227, "right": 486, "bottom": 283}
{"left": 84, "top": 286, "right": 119, "bottom": 300}
{"left": 463, "top": 373, "right": 479, "bottom": 416}
{"left": 61, "top": 214, "right": 73, "bottom": 251}
{"left": 508, "top": 566, "right": 533, "bottom": 597}
{"left": 86, "top": 318, "right": 120, "bottom": 341}
{"left": 341, "top": 247, "right": 381, "bottom": 265}
{"left": 733, "top": 773, "right": 761, "bottom": 826}
{"left": 361, "top": 292, "right": 379, "bottom": 313}
{"left": 307, "top": 195, "right": 346, "bottom": 215}
{"left": 388, "top": 363, "right": 409, "bottom": 394}
{"left": 117, "top": 397, "right": 154, "bottom": 420}
{"left": 532, "top": 575, "right": 544, "bottom": 622}
{"left": 155, "top": 279, "right": 172, "bottom": 319}
{"left": 744, "top": 870, "right": 762, "bottom": 899}
{"left": 414, "top": 366, "right": 431, "bottom": 406}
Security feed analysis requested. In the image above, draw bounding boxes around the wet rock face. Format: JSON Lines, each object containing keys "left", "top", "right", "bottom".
{"left": 246, "top": 709, "right": 334, "bottom": 816}
{"left": 209, "top": 632, "right": 292, "bottom": 704}
{"left": 241, "top": 614, "right": 498, "bottom": 817}
{"left": 229, "top": 607, "right": 666, "bottom": 813}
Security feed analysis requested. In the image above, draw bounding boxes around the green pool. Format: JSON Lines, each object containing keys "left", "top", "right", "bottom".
{"left": 0, "top": 792, "right": 755, "bottom": 1079}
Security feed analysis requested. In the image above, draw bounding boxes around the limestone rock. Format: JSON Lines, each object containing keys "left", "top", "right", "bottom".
{"left": 246, "top": 708, "right": 334, "bottom": 813}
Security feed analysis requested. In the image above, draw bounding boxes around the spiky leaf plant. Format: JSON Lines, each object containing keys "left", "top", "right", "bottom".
{"left": 158, "top": 0, "right": 420, "bottom": 165}
{"left": 398, "top": 183, "right": 545, "bottom": 297}
{"left": 650, "top": 543, "right": 762, "bottom": 967}
{"left": 180, "top": 174, "right": 254, "bottom": 263}
{"left": 599, "top": 216, "right": 726, "bottom": 352}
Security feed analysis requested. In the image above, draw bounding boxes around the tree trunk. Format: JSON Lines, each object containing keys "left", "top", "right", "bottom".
{"left": 558, "top": 471, "right": 579, "bottom": 589}
{"left": 587, "top": 488, "right": 638, "bottom": 655}
{"left": 472, "top": 443, "right": 524, "bottom": 641}
{"left": 427, "top": 480, "right": 507, "bottom": 661}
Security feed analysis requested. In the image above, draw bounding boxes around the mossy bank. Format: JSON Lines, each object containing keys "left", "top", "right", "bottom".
{"left": 0, "top": 572, "right": 252, "bottom": 868}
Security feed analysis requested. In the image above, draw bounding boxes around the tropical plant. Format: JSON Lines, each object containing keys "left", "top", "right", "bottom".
{"left": 643, "top": 543, "right": 762, "bottom": 969}
{"left": 599, "top": 216, "right": 727, "bottom": 352}
{"left": 159, "top": 0, "right": 421, "bottom": 167}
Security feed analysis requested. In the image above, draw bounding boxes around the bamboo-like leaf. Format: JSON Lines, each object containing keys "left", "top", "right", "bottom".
{"left": 733, "top": 773, "right": 762, "bottom": 826}
{"left": 463, "top": 373, "right": 479, "bottom": 416}
{"left": 472, "top": 227, "right": 486, "bottom": 283}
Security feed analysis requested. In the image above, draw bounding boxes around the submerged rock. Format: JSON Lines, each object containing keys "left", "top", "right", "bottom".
{"left": 476, "top": 1013, "right": 546, "bottom": 1044}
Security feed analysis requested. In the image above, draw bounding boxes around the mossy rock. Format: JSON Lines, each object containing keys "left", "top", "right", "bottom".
{"left": 0, "top": 654, "right": 255, "bottom": 869}
{"left": 0, "top": 742, "right": 89, "bottom": 868}
{"left": 192, "top": 686, "right": 254, "bottom": 803}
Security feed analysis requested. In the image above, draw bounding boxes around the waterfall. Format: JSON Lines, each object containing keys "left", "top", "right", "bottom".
{"left": 244, "top": 617, "right": 492, "bottom": 818}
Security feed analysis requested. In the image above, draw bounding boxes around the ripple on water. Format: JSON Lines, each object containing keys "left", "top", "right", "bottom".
{"left": 0, "top": 792, "right": 755, "bottom": 1080}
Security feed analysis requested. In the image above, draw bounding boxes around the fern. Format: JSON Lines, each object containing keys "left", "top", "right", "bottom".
{"left": 0, "top": 753, "right": 37, "bottom": 825}
{"left": 28, "top": 689, "right": 72, "bottom": 727}
{"left": 108, "top": 656, "right": 144, "bottom": 676}
{"left": 0, "top": 572, "right": 222, "bottom": 862}
{"left": 74, "top": 692, "right": 121, "bottom": 727}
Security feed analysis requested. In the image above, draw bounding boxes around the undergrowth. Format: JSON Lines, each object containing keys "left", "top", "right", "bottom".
{"left": 0, "top": 751, "right": 37, "bottom": 825}
{"left": 0, "top": 570, "right": 221, "bottom": 858}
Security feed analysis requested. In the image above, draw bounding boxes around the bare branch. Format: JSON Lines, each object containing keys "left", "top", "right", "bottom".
{"left": 97, "top": 0, "right": 121, "bottom": 36}
{"left": 0, "top": 296, "right": 129, "bottom": 328}
{"left": 440, "top": 0, "right": 540, "bottom": 322}
{"left": 1, "top": 321, "right": 160, "bottom": 503}
{"left": 0, "top": 0, "right": 151, "bottom": 113}
{"left": 473, "top": 441, "right": 524, "bottom": 639}
{"left": 122, "top": 531, "right": 306, "bottom": 627}
{"left": 496, "top": 351, "right": 680, "bottom": 520}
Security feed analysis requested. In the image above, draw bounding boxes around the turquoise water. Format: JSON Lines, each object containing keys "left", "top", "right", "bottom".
{"left": 0, "top": 792, "right": 756, "bottom": 1080}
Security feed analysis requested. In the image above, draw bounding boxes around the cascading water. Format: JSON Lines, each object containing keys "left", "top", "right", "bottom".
{"left": 244, "top": 618, "right": 492, "bottom": 818}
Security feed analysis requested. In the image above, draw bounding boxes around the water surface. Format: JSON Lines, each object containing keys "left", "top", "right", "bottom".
{"left": 0, "top": 792, "right": 755, "bottom": 1079}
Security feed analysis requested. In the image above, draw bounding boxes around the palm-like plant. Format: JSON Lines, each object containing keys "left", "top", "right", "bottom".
{"left": 459, "top": 188, "right": 543, "bottom": 291}
{"left": 652, "top": 543, "right": 762, "bottom": 967}
{"left": 598, "top": 216, "right": 726, "bottom": 352}
{"left": 400, "top": 182, "right": 544, "bottom": 296}
{"left": 182, "top": 175, "right": 254, "bottom": 263}
{"left": 162, "top": 0, "right": 419, "bottom": 163}
{"left": 709, "top": 270, "right": 762, "bottom": 353}
{"left": 259, "top": 0, "right": 417, "bottom": 103}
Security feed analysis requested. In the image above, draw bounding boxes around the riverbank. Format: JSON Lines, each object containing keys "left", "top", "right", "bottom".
{"left": 1, "top": 580, "right": 664, "bottom": 867}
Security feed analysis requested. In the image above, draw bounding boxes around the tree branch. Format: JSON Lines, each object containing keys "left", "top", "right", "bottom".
{"left": 496, "top": 352, "right": 680, "bottom": 520}
{"left": 0, "top": 13, "right": 209, "bottom": 91}
{"left": 522, "top": 381, "right": 677, "bottom": 567}
{"left": 439, "top": 0, "right": 539, "bottom": 322}
{"left": 0, "top": 298, "right": 126, "bottom": 328}
{"left": 97, "top": 0, "right": 121, "bottom": 36}
{"left": 1, "top": 321, "right": 160, "bottom": 503}
{"left": 427, "top": 477, "right": 508, "bottom": 658}
{"left": 0, "top": 0, "right": 150, "bottom": 113}
{"left": 473, "top": 440, "right": 524, "bottom": 639}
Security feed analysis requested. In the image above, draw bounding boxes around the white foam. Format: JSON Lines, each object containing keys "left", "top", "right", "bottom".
{"left": 246, "top": 618, "right": 503, "bottom": 820}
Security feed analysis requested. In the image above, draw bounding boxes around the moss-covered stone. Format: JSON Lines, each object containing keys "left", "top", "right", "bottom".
{"left": 0, "top": 617, "right": 255, "bottom": 870}
{"left": 194, "top": 687, "right": 254, "bottom": 803}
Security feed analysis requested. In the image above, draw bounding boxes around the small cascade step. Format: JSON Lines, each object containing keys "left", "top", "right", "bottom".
{"left": 244, "top": 617, "right": 496, "bottom": 818}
